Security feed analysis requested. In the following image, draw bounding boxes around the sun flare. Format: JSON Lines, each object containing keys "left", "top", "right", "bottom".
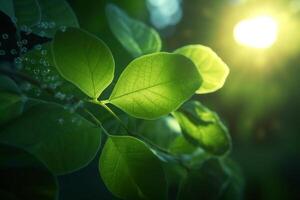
{"left": 233, "top": 16, "right": 279, "bottom": 49}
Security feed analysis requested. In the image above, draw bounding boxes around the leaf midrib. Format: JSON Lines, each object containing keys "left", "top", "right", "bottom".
{"left": 109, "top": 80, "right": 175, "bottom": 102}
{"left": 110, "top": 138, "right": 147, "bottom": 199}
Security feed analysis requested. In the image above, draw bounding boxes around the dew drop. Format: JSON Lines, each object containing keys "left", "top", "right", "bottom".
{"left": 35, "top": 88, "right": 41, "bottom": 96}
{"left": 12, "top": 17, "right": 17, "bottom": 24}
{"left": 2, "top": 34, "right": 9, "bottom": 40}
{"left": 39, "top": 31, "right": 45, "bottom": 37}
{"left": 58, "top": 118, "right": 64, "bottom": 125}
{"left": 41, "top": 49, "right": 47, "bottom": 55}
{"left": 10, "top": 49, "right": 17, "bottom": 55}
{"left": 17, "top": 41, "right": 23, "bottom": 47}
{"left": 41, "top": 68, "right": 50, "bottom": 76}
{"left": 60, "top": 26, "right": 66, "bottom": 32}
{"left": 54, "top": 92, "right": 66, "bottom": 100}
{"left": 35, "top": 44, "right": 42, "bottom": 50}
{"left": 30, "top": 59, "right": 36, "bottom": 64}
{"left": 20, "top": 25, "right": 28, "bottom": 32}
{"left": 14, "top": 57, "right": 22, "bottom": 64}
{"left": 33, "top": 68, "right": 40, "bottom": 75}
{"left": 21, "top": 83, "right": 32, "bottom": 91}
{"left": 21, "top": 39, "right": 28, "bottom": 45}
{"left": 0, "top": 50, "right": 6, "bottom": 55}
{"left": 21, "top": 47, "right": 27, "bottom": 53}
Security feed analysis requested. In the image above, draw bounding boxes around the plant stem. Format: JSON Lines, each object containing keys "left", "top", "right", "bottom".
{"left": 87, "top": 99, "right": 190, "bottom": 171}
{"left": 88, "top": 99, "right": 130, "bottom": 134}
{"left": 0, "top": 68, "right": 54, "bottom": 95}
{"left": 84, "top": 108, "right": 110, "bottom": 136}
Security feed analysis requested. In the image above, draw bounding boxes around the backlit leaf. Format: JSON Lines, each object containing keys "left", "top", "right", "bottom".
{"left": 109, "top": 52, "right": 201, "bottom": 119}
{"left": 52, "top": 27, "right": 114, "bottom": 99}
{"left": 99, "top": 135, "right": 167, "bottom": 200}
{"left": 173, "top": 100, "right": 231, "bottom": 155}
{"left": 175, "top": 45, "right": 229, "bottom": 94}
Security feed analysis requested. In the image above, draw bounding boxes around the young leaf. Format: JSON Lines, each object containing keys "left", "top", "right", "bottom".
{"left": 106, "top": 4, "right": 161, "bottom": 57}
{"left": 109, "top": 52, "right": 201, "bottom": 119}
{"left": 173, "top": 101, "right": 231, "bottom": 155}
{"left": 52, "top": 27, "right": 115, "bottom": 99}
{"left": 99, "top": 135, "right": 167, "bottom": 200}
{"left": 34, "top": 0, "right": 79, "bottom": 38}
{"left": 175, "top": 45, "right": 229, "bottom": 94}
{"left": 0, "top": 143, "right": 58, "bottom": 200}
{"left": 0, "top": 101, "right": 101, "bottom": 175}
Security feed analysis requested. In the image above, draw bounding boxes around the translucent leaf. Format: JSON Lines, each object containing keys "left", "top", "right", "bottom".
{"left": 52, "top": 27, "right": 114, "bottom": 99}
{"left": 173, "top": 100, "right": 231, "bottom": 155}
{"left": 99, "top": 135, "right": 167, "bottom": 200}
{"left": 175, "top": 45, "right": 229, "bottom": 94}
{"left": 109, "top": 52, "right": 201, "bottom": 119}
{"left": 106, "top": 4, "right": 161, "bottom": 57}
{"left": 138, "top": 116, "right": 181, "bottom": 149}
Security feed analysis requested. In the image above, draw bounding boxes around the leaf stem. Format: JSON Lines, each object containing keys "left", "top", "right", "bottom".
{"left": 88, "top": 99, "right": 130, "bottom": 134}
{"left": 138, "top": 134, "right": 190, "bottom": 171}
{"left": 86, "top": 100, "right": 190, "bottom": 171}
{"left": 84, "top": 108, "right": 110, "bottom": 136}
{"left": 0, "top": 68, "right": 54, "bottom": 95}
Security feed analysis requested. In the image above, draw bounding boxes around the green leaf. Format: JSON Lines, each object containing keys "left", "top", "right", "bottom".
{"left": 109, "top": 52, "right": 201, "bottom": 119}
{"left": 178, "top": 158, "right": 244, "bottom": 200}
{"left": 22, "top": 43, "right": 57, "bottom": 85}
{"left": 0, "top": 0, "right": 14, "bottom": 20}
{"left": 173, "top": 100, "right": 231, "bottom": 155}
{"left": 0, "top": 101, "right": 101, "bottom": 175}
{"left": 0, "top": 75, "right": 20, "bottom": 94}
{"left": 99, "top": 135, "right": 167, "bottom": 200}
{"left": 33, "top": 0, "right": 79, "bottom": 38}
{"left": 177, "top": 158, "right": 229, "bottom": 200}
{"left": 0, "top": 143, "right": 58, "bottom": 200}
{"left": 0, "top": 76, "right": 23, "bottom": 125}
{"left": 14, "top": 0, "right": 41, "bottom": 27}
{"left": 219, "top": 159, "right": 245, "bottom": 200}
{"left": 0, "top": 92, "right": 24, "bottom": 126}
{"left": 0, "top": 0, "right": 41, "bottom": 27}
{"left": 22, "top": 42, "right": 87, "bottom": 99}
{"left": 106, "top": 4, "right": 161, "bottom": 57}
{"left": 168, "top": 135, "right": 198, "bottom": 155}
{"left": 52, "top": 27, "right": 115, "bottom": 99}
{"left": 175, "top": 45, "right": 229, "bottom": 94}
{"left": 138, "top": 116, "right": 181, "bottom": 149}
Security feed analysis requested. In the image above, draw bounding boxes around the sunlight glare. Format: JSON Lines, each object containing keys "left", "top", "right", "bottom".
{"left": 233, "top": 16, "right": 279, "bottom": 49}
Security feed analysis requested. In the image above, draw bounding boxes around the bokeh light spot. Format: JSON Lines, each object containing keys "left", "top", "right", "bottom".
{"left": 233, "top": 16, "right": 279, "bottom": 49}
